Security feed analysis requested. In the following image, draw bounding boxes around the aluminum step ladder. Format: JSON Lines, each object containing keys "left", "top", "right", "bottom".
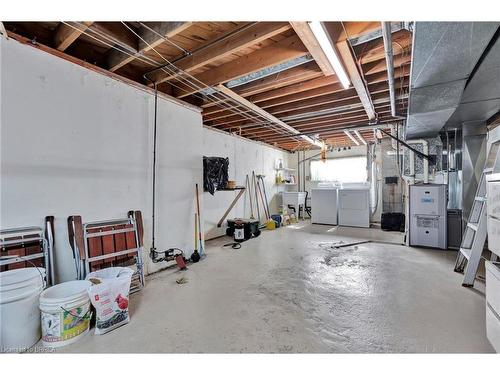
{"left": 454, "top": 143, "right": 500, "bottom": 287}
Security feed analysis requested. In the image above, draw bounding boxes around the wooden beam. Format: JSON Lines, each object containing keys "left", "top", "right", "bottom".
{"left": 214, "top": 85, "right": 322, "bottom": 147}
{"left": 227, "top": 62, "right": 322, "bottom": 98}
{"left": 210, "top": 88, "right": 405, "bottom": 130}
{"left": 239, "top": 51, "right": 408, "bottom": 108}
{"left": 107, "top": 22, "right": 192, "bottom": 72}
{"left": 216, "top": 85, "right": 299, "bottom": 135}
{"left": 336, "top": 39, "right": 376, "bottom": 120}
{"left": 355, "top": 29, "right": 412, "bottom": 64}
{"left": 290, "top": 21, "right": 334, "bottom": 76}
{"left": 258, "top": 73, "right": 408, "bottom": 111}
{"left": 322, "top": 22, "right": 377, "bottom": 120}
{"left": 202, "top": 23, "right": 403, "bottom": 118}
{"left": 202, "top": 52, "right": 408, "bottom": 117}
{"left": 246, "top": 111, "right": 372, "bottom": 138}
{"left": 325, "top": 21, "right": 381, "bottom": 43}
{"left": 204, "top": 79, "right": 341, "bottom": 117}
{"left": 261, "top": 107, "right": 399, "bottom": 138}
{"left": 209, "top": 95, "right": 365, "bottom": 129}
{"left": 261, "top": 113, "right": 396, "bottom": 142}
{"left": 292, "top": 116, "right": 396, "bottom": 140}
{"left": 205, "top": 87, "right": 358, "bottom": 123}
{"left": 90, "top": 22, "right": 138, "bottom": 51}
{"left": 149, "top": 22, "right": 292, "bottom": 84}
{"left": 224, "top": 109, "right": 368, "bottom": 133}
{"left": 138, "top": 22, "right": 191, "bottom": 51}
{"left": 174, "top": 35, "right": 309, "bottom": 98}
{"left": 362, "top": 53, "right": 411, "bottom": 75}
{"left": 205, "top": 78, "right": 407, "bottom": 126}
{"left": 201, "top": 61, "right": 324, "bottom": 109}
{"left": 54, "top": 22, "right": 93, "bottom": 51}
{"left": 247, "top": 75, "right": 338, "bottom": 105}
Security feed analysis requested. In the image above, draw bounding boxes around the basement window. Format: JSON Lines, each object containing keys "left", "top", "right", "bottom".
{"left": 310, "top": 156, "right": 367, "bottom": 183}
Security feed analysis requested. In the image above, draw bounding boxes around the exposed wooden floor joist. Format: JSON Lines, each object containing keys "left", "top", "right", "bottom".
{"left": 3, "top": 21, "right": 412, "bottom": 151}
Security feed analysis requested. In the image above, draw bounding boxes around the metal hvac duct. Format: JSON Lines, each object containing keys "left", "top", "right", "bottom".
{"left": 405, "top": 22, "right": 499, "bottom": 140}
{"left": 445, "top": 26, "right": 500, "bottom": 129}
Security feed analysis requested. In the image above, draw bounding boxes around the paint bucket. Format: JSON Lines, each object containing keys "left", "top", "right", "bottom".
{"left": 0, "top": 267, "right": 46, "bottom": 353}
{"left": 39, "top": 280, "right": 92, "bottom": 348}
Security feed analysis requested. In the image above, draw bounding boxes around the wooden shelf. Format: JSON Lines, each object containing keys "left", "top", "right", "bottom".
{"left": 217, "top": 186, "right": 246, "bottom": 191}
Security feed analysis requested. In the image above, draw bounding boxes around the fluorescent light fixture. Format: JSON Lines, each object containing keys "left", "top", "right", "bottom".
{"left": 300, "top": 134, "right": 323, "bottom": 148}
{"left": 343, "top": 130, "right": 360, "bottom": 146}
{"left": 216, "top": 85, "right": 323, "bottom": 148}
{"left": 308, "top": 21, "right": 351, "bottom": 89}
{"left": 353, "top": 130, "right": 367, "bottom": 145}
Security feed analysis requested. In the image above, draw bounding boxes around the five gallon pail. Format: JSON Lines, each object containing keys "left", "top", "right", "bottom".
{"left": 0, "top": 267, "right": 46, "bottom": 352}
{"left": 39, "top": 280, "right": 92, "bottom": 348}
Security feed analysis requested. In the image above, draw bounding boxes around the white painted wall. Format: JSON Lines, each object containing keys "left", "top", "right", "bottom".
{"left": 0, "top": 37, "right": 202, "bottom": 282}
{"left": 202, "top": 128, "right": 290, "bottom": 239}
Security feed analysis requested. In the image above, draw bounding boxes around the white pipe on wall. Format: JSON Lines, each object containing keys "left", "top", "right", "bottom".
{"left": 409, "top": 147, "right": 415, "bottom": 184}
{"left": 381, "top": 22, "right": 397, "bottom": 118}
{"left": 423, "top": 142, "right": 429, "bottom": 184}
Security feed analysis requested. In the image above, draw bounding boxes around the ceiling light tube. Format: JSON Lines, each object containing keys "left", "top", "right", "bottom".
{"left": 216, "top": 85, "right": 323, "bottom": 148}
{"left": 354, "top": 130, "right": 367, "bottom": 145}
{"left": 308, "top": 21, "right": 351, "bottom": 89}
{"left": 344, "top": 130, "right": 360, "bottom": 146}
{"left": 300, "top": 134, "right": 323, "bottom": 148}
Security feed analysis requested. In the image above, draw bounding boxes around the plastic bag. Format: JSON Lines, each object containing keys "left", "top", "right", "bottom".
{"left": 203, "top": 156, "right": 229, "bottom": 195}
{"left": 86, "top": 267, "right": 133, "bottom": 335}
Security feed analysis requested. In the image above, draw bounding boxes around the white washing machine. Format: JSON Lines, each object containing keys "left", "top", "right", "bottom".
{"left": 311, "top": 188, "right": 338, "bottom": 225}
{"left": 338, "top": 187, "right": 370, "bottom": 228}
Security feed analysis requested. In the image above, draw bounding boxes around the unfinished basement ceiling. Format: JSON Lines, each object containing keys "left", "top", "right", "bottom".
{"left": 3, "top": 21, "right": 412, "bottom": 150}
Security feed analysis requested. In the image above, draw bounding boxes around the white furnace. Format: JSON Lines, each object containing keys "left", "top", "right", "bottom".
{"left": 409, "top": 184, "right": 447, "bottom": 249}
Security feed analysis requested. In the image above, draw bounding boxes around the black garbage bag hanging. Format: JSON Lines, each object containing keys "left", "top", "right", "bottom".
{"left": 203, "top": 156, "right": 229, "bottom": 195}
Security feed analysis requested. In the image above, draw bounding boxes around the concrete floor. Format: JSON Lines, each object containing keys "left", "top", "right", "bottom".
{"left": 57, "top": 223, "right": 494, "bottom": 353}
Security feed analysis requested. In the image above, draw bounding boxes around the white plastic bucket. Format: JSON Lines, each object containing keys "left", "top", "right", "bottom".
{"left": 39, "top": 280, "right": 92, "bottom": 348}
{"left": 0, "top": 267, "right": 46, "bottom": 353}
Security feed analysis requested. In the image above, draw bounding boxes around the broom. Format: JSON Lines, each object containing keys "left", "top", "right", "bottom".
{"left": 195, "top": 183, "right": 204, "bottom": 256}
{"left": 191, "top": 213, "right": 200, "bottom": 263}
